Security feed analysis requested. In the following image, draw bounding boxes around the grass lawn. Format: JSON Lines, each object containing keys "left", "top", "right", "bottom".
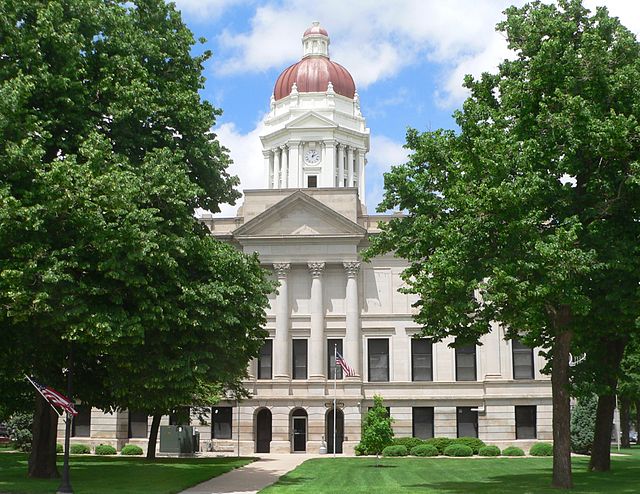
{"left": 0, "top": 452, "right": 253, "bottom": 494}
{"left": 261, "top": 447, "right": 640, "bottom": 494}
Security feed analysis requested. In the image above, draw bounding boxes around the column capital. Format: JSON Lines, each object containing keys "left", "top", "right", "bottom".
{"left": 343, "top": 261, "right": 361, "bottom": 278}
{"left": 273, "top": 262, "right": 290, "bottom": 278}
{"left": 307, "top": 261, "right": 325, "bottom": 278}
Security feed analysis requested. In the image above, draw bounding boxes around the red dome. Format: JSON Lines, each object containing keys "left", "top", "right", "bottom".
{"left": 304, "top": 24, "right": 328, "bottom": 37}
{"left": 274, "top": 57, "right": 356, "bottom": 101}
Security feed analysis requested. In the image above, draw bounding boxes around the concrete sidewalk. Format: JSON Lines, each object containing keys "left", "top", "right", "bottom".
{"left": 179, "top": 454, "right": 317, "bottom": 494}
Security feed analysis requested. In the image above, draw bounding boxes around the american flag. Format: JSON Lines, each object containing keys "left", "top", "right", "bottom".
{"left": 27, "top": 377, "right": 78, "bottom": 416}
{"left": 336, "top": 351, "right": 356, "bottom": 377}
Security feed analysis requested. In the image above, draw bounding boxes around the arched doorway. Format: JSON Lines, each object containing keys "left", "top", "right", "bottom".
{"left": 325, "top": 408, "right": 344, "bottom": 454}
{"left": 291, "top": 408, "right": 308, "bottom": 452}
{"left": 255, "top": 408, "right": 272, "bottom": 453}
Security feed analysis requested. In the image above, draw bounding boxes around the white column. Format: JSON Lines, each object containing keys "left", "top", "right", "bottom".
{"left": 280, "top": 145, "right": 288, "bottom": 189}
{"left": 357, "top": 149, "right": 365, "bottom": 198}
{"left": 273, "top": 148, "right": 281, "bottom": 189}
{"left": 347, "top": 146, "right": 354, "bottom": 187}
{"left": 264, "top": 150, "right": 273, "bottom": 189}
{"left": 298, "top": 142, "right": 304, "bottom": 188}
{"left": 325, "top": 140, "right": 336, "bottom": 187}
{"left": 337, "top": 144, "right": 345, "bottom": 187}
{"left": 273, "top": 263, "right": 290, "bottom": 380}
{"left": 343, "top": 262, "right": 361, "bottom": 378}
{"left": 288, "top": 142, "right": 300, "bottom": 188}
{"left": 308, "top": 262, "right": 325, "bottom": 380}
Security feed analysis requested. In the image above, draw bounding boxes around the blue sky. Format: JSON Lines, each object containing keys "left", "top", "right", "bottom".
{"left": 172, "top": 0, "right": 640, "bottom": 216}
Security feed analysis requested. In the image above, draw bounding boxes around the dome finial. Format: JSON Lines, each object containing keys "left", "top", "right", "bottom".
{"left": 302, "top": 21, "right": 329, "bottom": 58}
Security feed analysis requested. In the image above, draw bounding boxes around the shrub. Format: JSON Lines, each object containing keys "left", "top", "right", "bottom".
{"left": 70, "top": 444, "right": 90, "bottom": 454}
{"left": 424, "top": 437, "right": 454, "bottom": 454}
{"left": 478, "top": 445, "right": 501, "bottom": 457}
{"left": 56, "top": 443, "right": 63, "bottom": 453}
{"left": 95, "top": 444, "right": 117, "bottom": 455}
{"left": 382, "top": 445, "right": 408, "bottom": 457}
{"left": 571, "top": 394, "right": 598, "bottom": 454}
{"left": 121, "top": 444, "right": 143, "bottom": 456}
{"left": 392, "top": 437, "right": 424, "bottom": 450}
{"left": 502, "top": 446, "right": 525, "bottom": 456}
{"left": 444, "top": 444, "right": 473, "bottom": 457}
{"left": 6, "top": 413, "right": 32, "bottom": 452}
{"left": 410, "top": 444, "right": 439, "bottom": 457}
{"left": 452, "top": 437, "right": 486, "bottom": 455}
{"left": 529, "top": 442, "right": 553, "bottom": 456}
{"left": 354, "top": 443, "right": 368, "bottom": 456}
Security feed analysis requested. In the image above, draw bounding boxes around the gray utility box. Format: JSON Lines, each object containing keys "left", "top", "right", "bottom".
{"left": 159, "top": 425, "right": 199, "bottom": 454}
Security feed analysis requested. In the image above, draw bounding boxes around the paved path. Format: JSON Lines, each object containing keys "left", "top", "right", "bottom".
{"left": 179, "top": 454, "right": 317, "bottom": 494}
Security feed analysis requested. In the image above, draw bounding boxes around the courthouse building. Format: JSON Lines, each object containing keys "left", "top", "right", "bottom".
{"left": 62, "top": 23, "right": 552, "bottom": 455}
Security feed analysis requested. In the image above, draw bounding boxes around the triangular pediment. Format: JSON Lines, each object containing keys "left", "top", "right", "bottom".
{"left": 233, "top": 191, "right": 366, "bottom": 238}
{"left": 285, "top": 111, "right": 338, "bottom": 130}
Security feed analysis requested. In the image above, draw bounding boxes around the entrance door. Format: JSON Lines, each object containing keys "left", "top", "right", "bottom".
{"left": 256, "top": 409, "right": 272, "bottom": 453}
{"left": 326, "top": 408, "right": 344, "bottom": 454}
{"left": 292, "top": 417, "right": 307, "bottom": 452}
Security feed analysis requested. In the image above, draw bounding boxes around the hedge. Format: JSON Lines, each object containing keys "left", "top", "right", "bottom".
{"left": 120, "top": 444, "right": 144, "bottom": 456}
{"left": 382, "top": 445, "right": 408, "bottom": 457}
{"left": 502, "top": 446, "right": 525, "bottom": 456}
{"left": 529, "top": 442, "right": 553, "bottom": 456}
{"left": 424, "top": 437, "right": 454, "bottom": 455}
{"left": 478, "top": 445, "right": 501, "bottom": 457}
{"left": 392, "top": 437, "right": 425, "bottom": 450}
{"left": 452, "top": 437, "right": 486, "bottom": 455}
{"left": 444, "top": 444, "right": 473, "bottom": 457}
{"left": 95, "top": 444, "right": 117, "bottom": 455}
{"left": 69, "top": 444, "right": 91, "bottom": 454}
{"left": 410, "top": 444, "right": 439, "bottom": 457}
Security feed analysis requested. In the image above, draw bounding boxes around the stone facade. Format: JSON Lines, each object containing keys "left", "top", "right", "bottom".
{"left": 58, "top": 22, "right": 552, "bottom": 455}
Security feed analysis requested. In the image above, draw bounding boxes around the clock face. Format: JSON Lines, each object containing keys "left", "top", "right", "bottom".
{"left": 304, "top": 149, "right": 321, "bottom": 164}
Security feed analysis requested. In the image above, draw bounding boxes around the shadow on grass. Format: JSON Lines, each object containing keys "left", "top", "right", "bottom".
{"left": 366, "top": 464, "right": 398, "bottom": 468}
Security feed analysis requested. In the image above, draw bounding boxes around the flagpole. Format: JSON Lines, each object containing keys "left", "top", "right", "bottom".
{"left": 57, "top": 349, "right": 74, "bottom": 494}
{"left": 24, "top": 375, "right": 63, "bottom": 418}
{"left": 333, "top": 344, "right": 337, "bottom": 459}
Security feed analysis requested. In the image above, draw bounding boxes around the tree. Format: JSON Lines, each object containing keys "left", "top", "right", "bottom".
{"left": 570, "top": 395, "right": 597, "bottom": 454}
{"left": 0, "top": 0, "right": 272, "bottom": 477}
{"left": 359, "top": 395, "right": 394, "bottom": 466}
{"left": 366, "top": 0, "right": 640, "bottom": 488}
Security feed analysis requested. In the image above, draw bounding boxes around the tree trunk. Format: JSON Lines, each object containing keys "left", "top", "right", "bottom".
{"left": 589, "top": 394, "right": 616, "bottom": 471}
{"left": 620, "top": 397, "right": 631, "bottom": 449}
{"left": 146, "top": 414, "right": 162, "bottom": 459}
{"left": 635, "top": 400, "right": 640, "bottom": 443}
{"left": 551, "top": 325, "right": 573, "bottom": 489}
{"left": 589, "top": 338, "right": 626, "bottom": 471}
{"left": 28, "top": 394, "right": 60, "bottom": 478}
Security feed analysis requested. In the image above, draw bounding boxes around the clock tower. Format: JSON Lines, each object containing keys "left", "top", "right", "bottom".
{"left": 260, "top": 22, "right": 370, "bottom": 206}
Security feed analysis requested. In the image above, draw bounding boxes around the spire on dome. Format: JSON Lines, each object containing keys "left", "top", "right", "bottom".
{"left": 302, "top": 21, "right": 329, "bottom": 58}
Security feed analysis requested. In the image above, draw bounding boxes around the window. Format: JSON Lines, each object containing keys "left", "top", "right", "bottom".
{"left": 128, "top": 411, "right": 148, "bottom": 438}
{"left": 327, "top": 339, "right": 344, "bottom": 379}
{"left": 169, "top": 407, "right": 190, "bottom": 426}
{"left": 512, "top": 339, "right": 535, "bottom": 380}
{"left": 412, "top": 339, "right": 433, "bottom": 381}
{"left": 258, "top": 339, "right": 273, "bottom": 380}
{"left": 413, "top": 407, "right": 434, "bottom": 439}
{"left": 368, "top": 339, "right": 389, "bottom": 382}
{"left": 212, "top": 407, "right": 232, "bottom": 439}
{"left": 515, "top": 406, "right": 537, "bottom": 439}
{"left": 455, "top": 344, "right": 476, "bottom": 381}
{"left": 307, "top": 175, "right": 318, "bottom": 188}
{"left": 457, "top": 407, "right": 478, "bottom": 438}
{"left": 292, "top": 339, "right": 308, "bottom": 380}
{"left": 72, "top": 405, "right": 91, "bottom": 437}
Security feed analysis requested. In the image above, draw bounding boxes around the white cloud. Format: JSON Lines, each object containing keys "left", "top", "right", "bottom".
{"left": 173, "top": 0, "right": 245, "bottom": 21}
{"left": 213, "top": 117, "right": 267, "bottom": 216}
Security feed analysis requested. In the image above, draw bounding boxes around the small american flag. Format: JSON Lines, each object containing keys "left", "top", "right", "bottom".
{"left": 336, "top": 351, "right": 356, "bottom": 377}
{"left": 27, "top": 377, "right": 78, "bottom": 416}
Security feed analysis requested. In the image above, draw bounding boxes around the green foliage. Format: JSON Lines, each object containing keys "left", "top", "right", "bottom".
{"left": 6, "top": 413, "right": 32, "bottom": 452}
{"left": 452, "top": 437, "right": 485, "bottom": 455}
{"left": 94, "top": 444, "right": 116, "bottom": 455}
{"left": 444, "top": 444, "right": 473, "bottom": 457}
{"left": 529, "top": 442, "right": 553, "bottom": 457}
{"left": 502, "top": 446, "right": 525, "bottom": 457}
{"left": 424, "top": 437, "right": 454, "bottom": 455}
{"left": 478, "top": 445, "right": 501, "bottom": 457}
{"left": 392, "top": 437, "right": 424, "bottom": 450}
{"left": 70, "top": 444, "right": 91, "bottom": 454}
{"left": 354, "top": 443, "right": 367, "bottom": 456}
{"left": 571, "top": 395, "right": 598, "bottom": 454}
{"left": 359, "top": 395, "right": 394, "bottom": 457}
{"left": 382, "top": 445, "right": 408, "bottom": 457}
{"left": 56, "top": 443, "right": 63, "bottom": 454}
{"left": 120, "top": 444, "right": 143, "bottom": 456}
{"left": 410, "top": 444, "right": 439, "bottom": 457}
